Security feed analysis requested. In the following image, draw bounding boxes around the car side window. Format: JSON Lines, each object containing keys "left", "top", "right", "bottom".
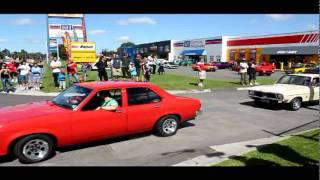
{"left": 82, "top": 89, "right": 122, "bottom": 111}
{"left": 127, "top": 88, "right": 162, "bottom": 106}
{"left": 312, "top": 78, "right": 319, "bottom": 87}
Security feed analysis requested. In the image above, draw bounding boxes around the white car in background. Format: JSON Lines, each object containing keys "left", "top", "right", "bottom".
{"left": 248, "top": 74, "right": 319, "bottom": 110}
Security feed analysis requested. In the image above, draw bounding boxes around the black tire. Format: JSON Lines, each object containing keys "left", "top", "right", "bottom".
{"left": 13, "top": 134, "right": 55, "bottom": 164}
{"left": 154, "top": 115, "right": 179, "bottom": 137}
{"left": 289, "top": 97, "right": 302, "bottom": 111}
{"left": 267, "top": 73, "right": 271, "bottom": 76}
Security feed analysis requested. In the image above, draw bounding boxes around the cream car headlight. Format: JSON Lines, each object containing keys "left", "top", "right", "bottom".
{"left": 276, "top": 94, "right": 284, "bottom": 100}
{"left": 248, "top": 90, "right": 255, "bottom": 95}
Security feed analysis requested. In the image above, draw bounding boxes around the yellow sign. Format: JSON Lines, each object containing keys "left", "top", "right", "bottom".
{"left": 48, "top": 14, "right": 84, "bottom": 18}
{"left": 71, "top": 42, "right": 96, "bottom": 63}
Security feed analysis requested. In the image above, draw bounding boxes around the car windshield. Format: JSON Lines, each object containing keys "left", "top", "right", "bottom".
{"left": 52, "top": 85, "right": 93, "bottom": 109}
{"left": 276, "top": 75, "right": 311, "bottom": 86}
{"left": 292, "top": 63, "right": 304, "bottom": 68}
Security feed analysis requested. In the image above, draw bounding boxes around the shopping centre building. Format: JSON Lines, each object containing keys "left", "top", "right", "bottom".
{"left": 121, "top": 30, "right": 318, "bottom": 68}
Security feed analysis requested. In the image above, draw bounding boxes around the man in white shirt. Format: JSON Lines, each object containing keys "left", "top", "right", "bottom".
{"left": 50, "top": 57, "right": 61, "bottom": 87}
{"left": 239, "top": 59, "right": 249, "bottom": 86}
{"left": 18, "top": 61, "right": 31, "bottom": 90}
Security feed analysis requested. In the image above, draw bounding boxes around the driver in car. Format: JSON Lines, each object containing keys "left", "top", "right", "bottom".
{"left": 96, "top": 91, "right": 119, "bottom": 111}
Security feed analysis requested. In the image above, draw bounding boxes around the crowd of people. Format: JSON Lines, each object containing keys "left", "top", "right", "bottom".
{"left": 0, "top": 58, "right": 44, "bottom": 93}
{"left": 94, "top": 53, "right": 165, "bottom": 83}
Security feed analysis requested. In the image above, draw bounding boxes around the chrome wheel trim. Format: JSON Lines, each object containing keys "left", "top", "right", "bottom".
{"left": 22, "top": 139, "right": 49, "bottom": 161}
{"left": 162, "top": 118, "right": 178, "bottom": 134}
{"left": 293, "top": 99, "right": 301, "bottom": 110}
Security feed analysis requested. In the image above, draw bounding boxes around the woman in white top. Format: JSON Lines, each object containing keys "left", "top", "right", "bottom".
{"left": 18, "top": 61, "right": 31, "bottom": 90}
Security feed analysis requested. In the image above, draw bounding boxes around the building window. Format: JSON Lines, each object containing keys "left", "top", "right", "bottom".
{"left": 250, "top": 49, "right": 256, "bottom": 60}
{"left": 165, "top": 45, "right": 170, "bottom": 52}
{"left": 159, "top": 46, "right": 164, "bottom": 52}
{"left": 239, "top": 49, "right": 246, "bottom": 60}
{"left": 144, "top": 47, "right": 148, "bottom": 53}
{"left": 216, "top": 55, "right": 221, "bottom": 62}
{"left": 230, "top": 51, "right": 236, "bottom": 61}
{"left": 210, "top": 56, "right": 214, "bottom": 61}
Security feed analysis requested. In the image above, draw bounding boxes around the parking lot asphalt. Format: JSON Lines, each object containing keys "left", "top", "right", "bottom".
{"left": 165, "top": 66, "right": 283, "bottom": 80}
{"left": 0, "top": 89, "right": 318, "bottom": 166}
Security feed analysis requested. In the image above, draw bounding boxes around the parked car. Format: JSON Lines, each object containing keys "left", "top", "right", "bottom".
{"left": 210, "top": 62, "right": 232, "bottom": 69}
{"left": 0, "top": 82, "right": 201, "bottom": 163}
{"left": 255, "top": 63, "right": 275, "bottom": 76}
{"left": 248, "top": 74, "right": 319, "bottom": 110}
{"left": 164, "top": 61, "right": 179, "bottom": 69}
{"left": 179, "top": 59, "right": 193, "bottom": 66}
{"left": 191, "top": 63, "right": 217, "bottom": 72}
{"left": 305, "top": 66, "right": 320, "bottom": 74}
{"left": 285, "top": 63, "right": 316, "bottom": 74}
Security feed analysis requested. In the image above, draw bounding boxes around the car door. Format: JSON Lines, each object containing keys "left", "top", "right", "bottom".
{"left": 311, "top": 77, "right": 319, "bottom": 101}
{"left": 71, "top": 88, "right": 127, "bottom": 144}
{"left": 126, "top": 87, "right": 163, "bottom": 133}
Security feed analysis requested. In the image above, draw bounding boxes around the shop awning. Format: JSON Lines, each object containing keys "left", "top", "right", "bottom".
{"left": 181, "top": 49, "right": 207, "bottom": 55}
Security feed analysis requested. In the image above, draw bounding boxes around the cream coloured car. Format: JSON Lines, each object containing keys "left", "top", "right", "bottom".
{"left": 248, "top": 74, "right": 319, "bottom": 110}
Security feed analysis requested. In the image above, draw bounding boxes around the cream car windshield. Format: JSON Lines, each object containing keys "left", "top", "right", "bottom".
{"left": 276, "top": 75, "right": 311, "bottom": 86}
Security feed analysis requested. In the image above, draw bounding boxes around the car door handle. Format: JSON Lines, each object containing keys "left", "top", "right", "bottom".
{"left": 153, "top": 104, "right": 161, "bottom": 108}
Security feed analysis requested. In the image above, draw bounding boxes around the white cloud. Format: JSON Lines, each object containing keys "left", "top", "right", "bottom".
{"left": 117, "top": 17, "right": 157, "bottom": 25}
{"left": 306, "top": 23, "right": 318, "bottom": 30}
{"left": 13, "top": 18, "right": 33, "bottom": 25}
{"left": 265, "top": 14, "right": 294, "bottom": 21}
{"left": 0, "top": 38, "right": 8, "bottom": 43}
{"left": 88, "top": 29, "right": 108, "bottom": 35}
{"left": 25, "top": 38, "right": 43, "bottom": 44}
{"left": 115, "top": 36, "right": 130, "bottom": 43}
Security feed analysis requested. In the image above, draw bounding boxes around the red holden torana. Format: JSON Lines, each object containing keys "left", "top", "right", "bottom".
{"left": 0, "top": 81, "right": 201, "bottom": 163}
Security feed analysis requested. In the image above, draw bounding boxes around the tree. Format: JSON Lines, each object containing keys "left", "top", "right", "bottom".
{"left": 117, "top": 42, "right": 135, "bottom": 56}
{"left": 1, "top": 49, "right": 10, "bottom": 57}
{"left": 101, "top": 49, "right": 116, "bottom": 57}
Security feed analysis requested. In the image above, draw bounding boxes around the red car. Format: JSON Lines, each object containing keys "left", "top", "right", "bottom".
{"left": 0, "top": 82, "right": 201, "bottom": 163}
{"left": 191, "top": 63, "right": 217, "bottom": 72}
{"left": 255, "top": 63, "right": 275, "bottom": 76}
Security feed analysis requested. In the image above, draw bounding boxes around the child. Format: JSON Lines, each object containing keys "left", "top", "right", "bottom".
{"left": 58, "top": 68, "right": 67, "bottom": 91}
{"left": 129, "top": 62, "right": 137, "bottom": 81}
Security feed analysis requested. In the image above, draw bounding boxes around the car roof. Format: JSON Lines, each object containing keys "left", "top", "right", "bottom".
{"left": 77, "top": 81, "right": 159, "bottom": 90}
{"left": 290, "top": 74, "right": 320, "bottom": 78}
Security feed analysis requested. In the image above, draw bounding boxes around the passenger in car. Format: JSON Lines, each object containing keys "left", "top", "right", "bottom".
{"left": 96, "top": 91, "right": 119, "bottom": 111}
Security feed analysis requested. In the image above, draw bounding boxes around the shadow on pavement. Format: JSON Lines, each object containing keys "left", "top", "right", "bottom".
{"left": 240, "top": 101, "right": 284, "bottom": 111}
{"left": 189, "top": 82, "right": 198, "bottom": 86}
{"left": 0, "top": 154, "right": 16, "bottom": 164}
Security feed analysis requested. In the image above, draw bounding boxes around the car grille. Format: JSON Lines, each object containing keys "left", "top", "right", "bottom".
{"left": 254, "top": 91, "right": 276, "bottom": 99}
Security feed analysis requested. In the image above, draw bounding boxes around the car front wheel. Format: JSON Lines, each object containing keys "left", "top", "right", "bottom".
{"left": 289, "top": 98, "right": 302, "bottom": 111}
{"left": 155, "top": 115, "right": 179, "bottom": 137}
{"left": 13, "top": 134, "right": 55, "bottom": 164}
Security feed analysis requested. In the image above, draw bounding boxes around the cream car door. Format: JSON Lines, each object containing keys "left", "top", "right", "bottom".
{"left": 312, "top": 77, "right": 319, "bottom": 101}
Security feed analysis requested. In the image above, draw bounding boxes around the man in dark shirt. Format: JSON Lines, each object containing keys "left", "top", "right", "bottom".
{"left": 121, "top": 54, "right": 130, "bottom": 79}
{"left": 133, "top": 54, "right": 142, "bottom": 81}
{"left": 95, "top": 56, "right": 108, "bottom": 81}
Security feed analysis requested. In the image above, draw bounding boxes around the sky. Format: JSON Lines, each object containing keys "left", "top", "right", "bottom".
{"left": 0, "top": 14, "right": 318, "bottom": 54}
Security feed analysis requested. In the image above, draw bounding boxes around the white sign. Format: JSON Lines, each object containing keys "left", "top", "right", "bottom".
{"left": 276, "top": 50, "right": 297, "bottom": 54}
{"left": 49, "top": 24, "right": 84, "bottom": 38}
{"left": 71, "top": 42, "right": 96, "bottom": 51}
{"left": 191, "top": 40, "right": 204, "bottom": 48}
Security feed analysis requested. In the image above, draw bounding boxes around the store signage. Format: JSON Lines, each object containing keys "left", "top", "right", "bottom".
{"left": 184, "top": 41, "right": 190, "bottom": 47}
{"left": 191, "top": 40, "right": 204, "bottom": 48}
{"left": 48, "top": 14, "right": 84, "bottom": 18}
{"left": 61, "top": 25, "right": 73, "bottom": 30}
{"left": 276, "top": 50, "right": 297, "bottom": 54}
{"left": 71, "top": 42, "right": 96, "bottom": 63}
{"left": 49, "top": 24, "right": 83, "bottom": 38}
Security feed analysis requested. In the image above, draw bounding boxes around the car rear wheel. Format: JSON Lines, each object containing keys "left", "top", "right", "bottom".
{"left": 289, "top": 98, "right": 302, "bottom": 111}
{"left": 254, "top": 99, "right": 263, "bottom": 106}
{"left": 13, "top": 134, "right": 55, "bottom": 164}
{"left": 155, "top": 115, "right": 179, "bottom": 137}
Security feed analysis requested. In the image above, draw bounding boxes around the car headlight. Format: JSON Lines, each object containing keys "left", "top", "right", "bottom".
{"left": 249, "top": 90, "right": 255, "bottom": 95}
{"left": 276, "top": 94, "right": 284, "bottom": 100}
